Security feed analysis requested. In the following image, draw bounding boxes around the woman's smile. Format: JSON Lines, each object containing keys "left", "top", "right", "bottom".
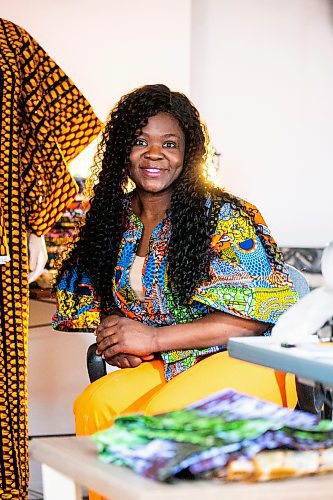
{"left": 140, "top": 166, "right": 167, "bottom": 177}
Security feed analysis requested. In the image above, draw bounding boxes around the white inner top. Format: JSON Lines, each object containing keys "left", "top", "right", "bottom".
{"left": 129, "top": 255, "right": 145, "bottom": 302}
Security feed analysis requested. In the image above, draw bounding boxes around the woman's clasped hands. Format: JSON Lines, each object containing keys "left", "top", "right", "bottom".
{"left": 95, "top": 314, "right": 157, "bottom": 369}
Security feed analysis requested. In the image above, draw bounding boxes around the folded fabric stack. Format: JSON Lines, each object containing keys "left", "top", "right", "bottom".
{"left": 92, "top": 389, "right": 333, "bottom": 482}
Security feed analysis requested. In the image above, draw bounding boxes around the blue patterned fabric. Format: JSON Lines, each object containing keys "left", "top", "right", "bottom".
{"left": 53, "top": 195, "right": 298, "bottom": 380}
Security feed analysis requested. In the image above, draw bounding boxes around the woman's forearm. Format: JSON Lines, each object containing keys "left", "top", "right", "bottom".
{"left": 95, "top": 311, "right": 269, "bottom": 360}
{"left": 153, "top": 311, "right": 268, "bottom": 352}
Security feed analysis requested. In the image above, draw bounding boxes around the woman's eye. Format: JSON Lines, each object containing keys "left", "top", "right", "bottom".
{"left": 134, "top": 138, "right": 147, "bottom": 146}
{"left": 163, "top": 141, "right": 176, "bottom": 148}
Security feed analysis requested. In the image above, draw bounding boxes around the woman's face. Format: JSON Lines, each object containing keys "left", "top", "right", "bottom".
{"left": 129, "top": 112, "right": 185, "bottom": 195}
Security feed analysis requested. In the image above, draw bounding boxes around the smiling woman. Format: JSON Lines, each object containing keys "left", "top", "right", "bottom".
{"left": 53, "top": 84, "right": 298, "bottom": 500}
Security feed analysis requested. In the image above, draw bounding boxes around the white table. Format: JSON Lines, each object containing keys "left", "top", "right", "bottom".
{"left": 228, "top": 336, "right": 333, "bottom": 389}
{"left": 29, "top": 436, "right": 333, "bottom": 499}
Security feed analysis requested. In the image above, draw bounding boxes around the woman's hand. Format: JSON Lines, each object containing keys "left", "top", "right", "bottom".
{"left": 106, "top": 353, "right": 155, "bottom": 368}
{"left": 95, "top": 315, "right": 157, "bottom": 361}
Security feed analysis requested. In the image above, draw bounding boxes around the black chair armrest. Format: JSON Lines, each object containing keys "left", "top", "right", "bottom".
{"left": 87, "top": 343, "right": 107, "bottom": 383}
{"left": 295, "top": 379, "right": 325, "bottom": 415}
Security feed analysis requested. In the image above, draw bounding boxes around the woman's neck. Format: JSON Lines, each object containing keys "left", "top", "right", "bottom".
{"left": 132, "top": 190, "right": 171, "bottom": 223}
{"left": 131, "top": 190, "right": 172, "bottom": 257}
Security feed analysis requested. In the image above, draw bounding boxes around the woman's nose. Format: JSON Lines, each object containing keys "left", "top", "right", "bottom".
{"left": 144, "top": 144, "right": 164, "bottom": 159}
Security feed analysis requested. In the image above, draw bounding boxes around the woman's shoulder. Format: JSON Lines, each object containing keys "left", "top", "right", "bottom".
{"left": 205, "top": 190, "right": 272, "bottom": 248}
{"left": 205, "top": 190, "right": 263, "bottom": 223}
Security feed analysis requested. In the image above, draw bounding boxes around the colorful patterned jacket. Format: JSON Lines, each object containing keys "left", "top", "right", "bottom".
{"left": 53, "top": 195, "right": 298, "bottom": 380}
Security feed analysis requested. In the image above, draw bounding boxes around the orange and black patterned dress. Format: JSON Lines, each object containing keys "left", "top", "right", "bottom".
{"left": 0, "top": 19, "right": 101, "bottom": 499}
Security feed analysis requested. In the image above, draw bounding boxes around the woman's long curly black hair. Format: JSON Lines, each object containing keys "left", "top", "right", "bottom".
{"left": 56, "top": 84, "right": 283, "bottom": 311}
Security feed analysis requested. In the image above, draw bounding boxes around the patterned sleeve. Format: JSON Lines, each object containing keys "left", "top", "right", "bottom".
{"left": 191, "top": 197, "right": 298, "bottom": 324}
{"left": 52, "top": 267, "right": 100, "bottom": 332}
{"left": 17, "top": 26, "right": 102, "bottom": 236}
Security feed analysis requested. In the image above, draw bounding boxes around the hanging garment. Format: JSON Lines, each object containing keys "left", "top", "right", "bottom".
{"left": 0, "top": 18, "right": 101, "bottom": 499}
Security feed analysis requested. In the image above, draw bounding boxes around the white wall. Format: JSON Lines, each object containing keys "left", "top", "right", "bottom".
{"left": 191, "top": 0, "right": 333, "bottom": 247}
{"left": 1, "top": 0, "right": 191, "bottom": 176}
{"left": 2, "top": 0, "right": 332, "bottom": 246}
{"left": 1, "top": 0, "right": 191, "bottom": 118}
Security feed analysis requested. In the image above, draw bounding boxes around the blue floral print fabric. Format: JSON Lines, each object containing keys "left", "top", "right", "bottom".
{"left": 53, "top": 195, "right": 298, "bottom": 380}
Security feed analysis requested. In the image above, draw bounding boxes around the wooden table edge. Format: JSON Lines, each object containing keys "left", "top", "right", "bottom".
{"left": 30, "top": 436, "right": 333, "bottom": 499}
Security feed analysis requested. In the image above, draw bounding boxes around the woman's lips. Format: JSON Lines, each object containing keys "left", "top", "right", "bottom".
{"left": 140, "top": 167, "right": 165, "bottom": 177}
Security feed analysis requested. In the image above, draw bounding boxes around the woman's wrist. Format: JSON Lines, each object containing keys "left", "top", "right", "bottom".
{"left": 153, "top": 324, "right": 184, "bottom": 352}
{"left": 150, "top": 326, "right": 161, "bottom": 353}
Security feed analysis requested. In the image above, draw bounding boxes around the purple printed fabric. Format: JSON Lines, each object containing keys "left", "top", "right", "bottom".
{"left": 92, "top": 389, "right": 333, "bottom": 482}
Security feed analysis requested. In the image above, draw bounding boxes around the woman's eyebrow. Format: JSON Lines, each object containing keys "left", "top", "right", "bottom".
{"left": 162, "top": 133, "right": 181, "bottom": 139}
{"left": 139, "top": 132, "right": 181, "bottom": 139}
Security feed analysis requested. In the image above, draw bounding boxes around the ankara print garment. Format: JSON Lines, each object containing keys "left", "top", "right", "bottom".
{"left": 54, "top": 194, "right": 298, "bottom": 381}
{"left": 0, "top": 18, "right": 101, "bottom": 499}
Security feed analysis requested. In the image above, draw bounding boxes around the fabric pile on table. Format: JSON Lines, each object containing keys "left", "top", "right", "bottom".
{"left": 92, "top": 389, "right": 333, "bottom": 482}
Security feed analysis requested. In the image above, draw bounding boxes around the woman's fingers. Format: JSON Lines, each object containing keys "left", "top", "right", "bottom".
{"left": 106, "top": 354, "right": 143, "bottom": 368}
{"left": 95, "top": 315, "right": 119, "bottom": 336}
{"left": 96, "top": 329, "right": 116, "bottom": 346}
{"left": 96, "top": 331, "right": 119, "bottom": 355}
{"left": 95, "top": 318, "right": 120, "bottom": 343}
{"left": 126, "top": 355, "right": 143, "bottom": 367}
{"left": 101, "top": 343, "right": 122, "bottom": 360}
{"left": 141, "top": 354, "right": 155, "bottom": 361}
{"left": 112, "top": 355, "right": 130, "bottom": 368}
{"left": 106, "top": 355, "right": 120, "bottom": 367}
